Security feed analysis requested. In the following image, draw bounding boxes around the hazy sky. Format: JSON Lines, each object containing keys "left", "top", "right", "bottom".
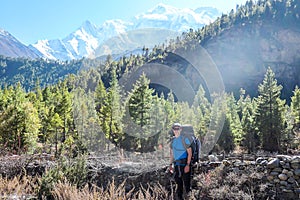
{"left": 1, "top": 0, "right": 249, "bottom": 45}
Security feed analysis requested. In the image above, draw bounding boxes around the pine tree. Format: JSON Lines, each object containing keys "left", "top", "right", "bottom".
{"left": 96, "top": 67, "right": 123, "bottom": 150}
{"left": 127, "top": 73, "right": 157, "bottom": 152}
{"left": 106, "top": 67, "right": 123, "bottom": 147}
{"left": 23, "top": 101, "right": 40, "bottom": 153}
{"left": 50, "top": 113, "right": 63, "bottom": 157}
{"left": 192, "top": 85, "right": 211, "bottom": 141}
{"left": 255, "top": 67, "right": 286, "bottom": 152}
{"left": 216, "top": 116, "right": 234, "bottom": 153}
{"left": 226, "top": 93, "right": 243, "bottom": 146}
{"left": 94, "top": 78, "right": 109, "bottom": 150}
{"left": 238, "top": 90, "right": 258, "bottom": 153}
{"left": 290, "top": 85, "right": 300, "bottom": 149}
{"left": 0, "top": 84, "right": 40, "bottom": 153}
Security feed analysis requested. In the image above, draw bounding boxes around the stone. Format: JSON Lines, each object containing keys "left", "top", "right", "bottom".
{"left": 282, "top": 163, "right": 290, "bottom": 169}
{"left": 278, "top": 173, "right": 288, "bottom": 181}
{"left": 272, "top": 167, "right": 283, "bottom": 172}
{"left": 294, "top": 169, "right": 300, "bottom": 176}
{"left": 287, "top": 171, "right": 294, "bottom": 177}
{"left": 267, "top": 158, "right": 280, "bottom": 168}
{"left": 279, "top": 181, "right": 288, "bottom": 186}
{"left": 267, "top": 175, "right": 274, "bottom": 181}
{"left": 234, "top": 160, "right": 242, "bottom": 167}
{"left": 208, "top": 155, "right": 219, "bottom": 162}
{"left": 287, "top": 177, "right": 295, "bottom": 183}
{"left": 256, "top": 157, "right": 265, "bottom": 164}
{"left": 282, "top": 189, "right": 293, "bottom": 193}
{"left": 261, "top": 160, "right": 268, "bottom": 166}
{"left": 277, "top": 155, "right": 291, "bottom": 161}
{"left": 222, "top": 159, "right": 231, "bottom": 166}
{"left": 270, "top": 171, "right": 279, "bottom": 176}
{"left": 274, "top": 178, "right": 280, "bottom": 183}
{"left": 291, "top": 164, "right": 299, "bottom": 169}
{"left": 291, "top": 156, "right": 300, "bottom": 163}
{"left": 282, "top": 169, "right": 289, "bottom": 174}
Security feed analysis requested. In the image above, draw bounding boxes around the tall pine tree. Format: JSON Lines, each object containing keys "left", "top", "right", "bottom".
{"left": 127, "top": 73, "right": 157, "bottom": 152}
{"left": 290, "top": 85, "right": 300, "bottom": 149}
{"left": 255, "top": 67, "right": 285, "bottom": 152}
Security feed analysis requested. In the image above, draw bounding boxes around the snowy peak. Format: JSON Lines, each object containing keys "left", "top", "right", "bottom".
{"left": 133, "top": 4, "right": 221, "bottom": 31}
{"left": 81, "top": 20, "right": 98, "bottom": 32}
{"left": 194, "top": 7, "right": 221, "bottom": 18}
{"left": 99, "top": 19, "right": 132, "bottom": 35}
{"left": 148, "top": 3, "right": 179, "bottom": 14}
{"left": 0, "top": 28, "right": 9, "bottom": 36}
{"left": 0, "top": 28, "right": 19, "bottom": 43}
{"left": 31, "top": 4, "right": 221, "bottom": 60}
{"left": 0, "top": 28, "right": 39, "bottom": 58}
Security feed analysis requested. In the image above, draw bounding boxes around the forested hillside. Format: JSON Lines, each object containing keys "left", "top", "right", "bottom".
{"left": 0, "top": 0, "right": 300, "bottom": 156}
{"left": 1, "top": 0, "right": 300, "bottom": 100}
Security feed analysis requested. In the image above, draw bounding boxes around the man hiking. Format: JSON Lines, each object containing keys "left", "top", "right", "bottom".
{"left": 169, "top": 123, "right": 192, "bottom": 200}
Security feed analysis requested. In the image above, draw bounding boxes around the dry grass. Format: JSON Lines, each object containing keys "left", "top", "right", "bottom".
{"left": 0, "top": 153, "right": 274, "bottom": 200}
{"left": 51, "top": 179, "right": 170, "bottom": 200}
{"left": 0, "top": 175, "right": 171, "bottom": 200}
{"left": 0, "top": 175, "right": 39, "bottom": 199}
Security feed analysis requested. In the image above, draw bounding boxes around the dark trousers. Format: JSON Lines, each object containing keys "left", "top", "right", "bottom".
{"left": 174, "top": 165, "right": 191, "bottom": 200}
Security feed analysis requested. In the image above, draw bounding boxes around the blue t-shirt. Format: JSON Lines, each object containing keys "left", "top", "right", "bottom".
{"left": 172, "top": 135, "right": 191, "bottom": 161}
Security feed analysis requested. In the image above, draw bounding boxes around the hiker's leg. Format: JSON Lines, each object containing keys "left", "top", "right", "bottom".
{"left": 183, "top": 169, "right": 192, "bottom": 194}
{"left": 174, "top": 165, "right": 184, "bottom": 200}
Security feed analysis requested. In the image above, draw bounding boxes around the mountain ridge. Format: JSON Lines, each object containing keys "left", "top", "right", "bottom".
{"left": 29, "top": 4, "right": 221, "bottom": 60}
{"left": 0, "top": 28, "right": 40, "bottom": 59}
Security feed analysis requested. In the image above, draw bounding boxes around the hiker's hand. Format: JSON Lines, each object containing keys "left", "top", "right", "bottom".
{"left": 169, "top": 165, "right": 174, "bottom": 174}
{"left": 184, "top": 165, "right": 190, "bottom": 173}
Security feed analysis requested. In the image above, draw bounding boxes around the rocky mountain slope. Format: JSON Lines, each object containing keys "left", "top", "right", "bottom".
{"left": 0, "top": 29, "right": 40, "bottom": 59}
{"left": 204, "top": 22, "right": 300, "bottom": 98}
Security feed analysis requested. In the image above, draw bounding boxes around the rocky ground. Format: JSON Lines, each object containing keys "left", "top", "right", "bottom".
{"left": 0, "top": 150, "right": 299, "bottom": 200}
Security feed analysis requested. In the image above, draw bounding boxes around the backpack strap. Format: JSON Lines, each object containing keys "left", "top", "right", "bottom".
{"left": 181, "top": 134, "right": 192, "bottom": 150}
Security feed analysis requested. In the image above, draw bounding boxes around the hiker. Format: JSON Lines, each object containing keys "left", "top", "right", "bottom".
{"left": 169, "top": 123, "right": 192, "bottom": 200}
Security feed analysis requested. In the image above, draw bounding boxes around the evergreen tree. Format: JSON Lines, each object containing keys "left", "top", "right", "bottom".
{"left": 255, "top": 67, "right": 286, "bottom": 152}
{"left": 22, "top": 101, "right": 40, "bottom": 153}
{"left": 151, "top": 95, "right": 166, "bottom": 147}
{"left": 0, "top": 84, "right": 40, "bottom": 153}
{"left": 127, "top": 73, "right": 157, "bottom": 152}
{"left": 290, "top": 85, "right": 300, "bottom": 149}
{"left": 227, "top": 93, "right": 243, "bottom": 146}
{"left": 50, "top": 113, "right": 63, "bottom": 157}
{"left": 106, "top": 67, "right": 123, "bottom": 147}
{"left": 192, "top": 85, "right": 211, "bottom": 141}
{"left": 55, "top": 82, "right": 73, "bottom": 143}
{"left": 238, "top": 91, "right": 258, "bottom": 153}
{"left": 95, "top": 78, "right": 108, "bottom": 130}
{"left": 95, "top": 67, "right": 124, "bottom": 150}
{"left": 216, "top": 116, "right": 234, "bottom": 153}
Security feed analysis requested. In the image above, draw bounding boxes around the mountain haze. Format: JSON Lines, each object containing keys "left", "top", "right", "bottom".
{"left": 178, "top": 0, "right": 300, "bottom": 100}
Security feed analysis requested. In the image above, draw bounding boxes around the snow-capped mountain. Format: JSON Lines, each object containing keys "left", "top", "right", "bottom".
{"left": 133, "top": 4, "right": 218, "bottom": 31}
{"left": 31, "top": 4, "right": 221, "bottom": 60}
{"left": 0, "top": 28, "right": 40, "bottom": 59}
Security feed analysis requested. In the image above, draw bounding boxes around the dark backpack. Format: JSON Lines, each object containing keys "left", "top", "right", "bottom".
{"left": 180, "top": 125, "right": 201, "bottom": 165}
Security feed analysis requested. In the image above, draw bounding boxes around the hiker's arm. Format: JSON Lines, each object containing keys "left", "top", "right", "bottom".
{"left": 184, "top": 147, "right": 192, "bottom": 173}
{"left": 186, "top": 147, "right": 192, "bottom": 166}
{"left": 169, "top": 148, "right": 174, "bottom": 165}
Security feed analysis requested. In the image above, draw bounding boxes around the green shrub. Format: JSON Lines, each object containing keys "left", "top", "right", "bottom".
{"left": 38, "top": 155, "right": 88, "bottom": 199}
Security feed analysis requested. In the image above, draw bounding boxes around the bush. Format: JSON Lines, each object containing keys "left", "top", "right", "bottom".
{"left": 38, "top": 155, "right": 88, "bottom": 199}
